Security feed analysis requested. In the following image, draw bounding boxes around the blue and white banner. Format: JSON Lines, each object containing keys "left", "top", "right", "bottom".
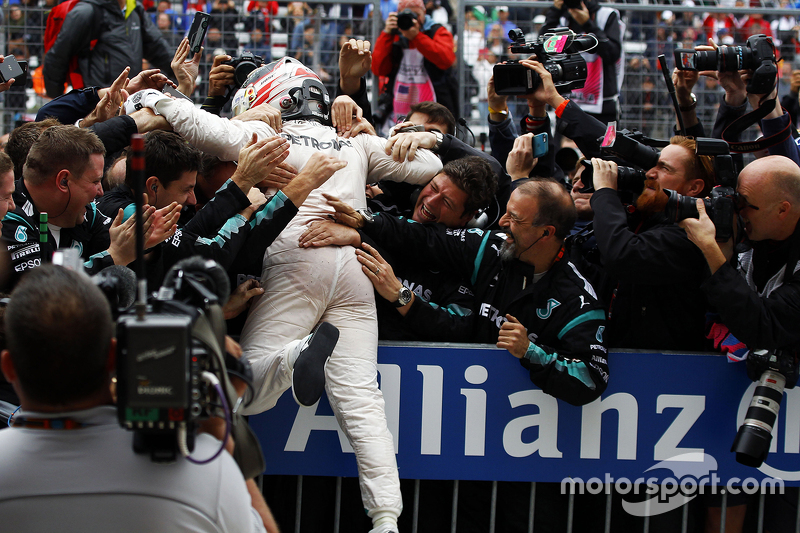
{"left": 249, "top": 344, "right": 800, "bottom": 487}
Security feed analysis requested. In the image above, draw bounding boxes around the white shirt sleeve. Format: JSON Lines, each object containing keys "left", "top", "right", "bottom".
{"left": 361, "top": 134, "right": 443, "bottom": 186}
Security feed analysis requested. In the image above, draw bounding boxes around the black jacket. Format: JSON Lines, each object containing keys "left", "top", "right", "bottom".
{"left": 591, "top": 188, "right": 711, "bottom": 351}
{"left": 43, "top": 0, "right": 175, "bottom": 98}
{"left": 2, "top": 179, "right": 114, "bottom": 289}
{"left": 363, "top": 213, "right": 609, "bottom": 406}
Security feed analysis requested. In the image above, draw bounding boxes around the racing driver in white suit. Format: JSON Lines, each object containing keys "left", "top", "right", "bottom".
{"left": 132, "top": 57, "right": 442, "bottom": 533}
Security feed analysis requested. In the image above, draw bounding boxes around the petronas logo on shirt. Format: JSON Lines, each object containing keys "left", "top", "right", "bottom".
{"left": 14, "top": 226, "right": 26, "bottom": 242}
{"left": 596, "top": 325, "right": 605, "bottom": 343}
{"left": 537, "top": 298, "right": 561, "bottom": 319}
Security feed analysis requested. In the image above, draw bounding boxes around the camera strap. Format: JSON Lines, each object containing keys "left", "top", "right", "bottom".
{"left": 721, "top": 97, "right": 796, "bottom": 153}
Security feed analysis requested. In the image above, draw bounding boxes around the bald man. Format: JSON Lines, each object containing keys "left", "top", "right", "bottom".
{"left": 681, "top": 155, "right": 800, "bottom": 352}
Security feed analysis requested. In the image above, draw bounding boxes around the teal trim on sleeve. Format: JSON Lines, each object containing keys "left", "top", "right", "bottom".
{"left": 525, "top": 342, "right": 596, "bottom": 390}
{"left": 557, "top": 309, "right": 605, "bottom": 340}
{"left": 426, "top": 301, "right": 473, "bottom": 317}
{"left": 471, "top": 231, "right": 493, "bottom": 286}
{"left": 197, "top": 214, "right": 247, "bottom": 247}
{"left": 84, "top": 250, "right": 109, "bottom": 269}
{"left": 250, "top": 190, "right": 287, "bottom": 229}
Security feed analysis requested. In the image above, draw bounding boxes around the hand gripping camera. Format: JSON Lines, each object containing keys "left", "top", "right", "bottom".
{"left": 674, "top": 34, "right": 777, "bottom": 94}
{"left": 493, "top": 28, "right": 596, "bottom": 95}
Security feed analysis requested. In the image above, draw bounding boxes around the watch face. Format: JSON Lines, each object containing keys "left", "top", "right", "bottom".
{"left": 397, "top": 286, "right": 413, "bottom": 306}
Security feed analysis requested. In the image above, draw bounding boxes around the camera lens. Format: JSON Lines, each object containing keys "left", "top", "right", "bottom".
{"left": 693, "top": 50, "right": 719, "bottom": 71}
{"left": 718, "top": 46, "right": 744, "bottom": 72}
{"left": 617, "top": 166, "right": 646, "bottom": 195}
{"left": 732, "top": 368, "right": 786, "bottom": 467}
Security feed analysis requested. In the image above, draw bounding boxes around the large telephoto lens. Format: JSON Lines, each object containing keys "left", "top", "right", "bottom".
{"left": 731, "top": 368, "right": 786, "bottom": 467}
{"left": 718, "top": 46, "right": 745, "bottom": 72}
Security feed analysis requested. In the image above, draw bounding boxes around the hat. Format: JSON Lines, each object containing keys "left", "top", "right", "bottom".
{"left": 497, "top": 5, "right": 509, "bottom": 12}
{"left": 533, "top": 14, "right": 546, "bottom": 25}
{"left": 662, "top": 10, "right": 674, "bottom": 21}
{"left": 398, "top": 0, "right": 425, "bottom": 12}
{"left": 682, "top": 0, "right": 696, "bottom": 6}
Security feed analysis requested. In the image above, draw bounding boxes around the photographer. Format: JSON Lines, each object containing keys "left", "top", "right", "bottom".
{"left": 371, "top": 0, "right": 457, "bottom": 130}
{"left": 680, "top": 155, "right": 800, "bottom": 352}
{"left": 0, "top": 265, "right": 277, "bottom": 533}
{"left": 541, "top": 0, "right": 623, "bottom": 125}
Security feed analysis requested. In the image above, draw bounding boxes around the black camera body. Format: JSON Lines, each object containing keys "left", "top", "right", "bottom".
{"left": 732, "top": 348, "right": 799, "bottom": 467}
{"left": 396, "top": 8, "right": 418, "bottom": 31}
{"left": 493, "top": 28, "right": 594, "bottom": 95}
{"left": 224, "top": 51, "right": 265, "bottom": 89}
{"left": 116, "top": 258, "right": 232, "bottom": 462}
{"left": 663, "top": 138, "right": 740, "bottom": 242}
{"left": 674, "top": 34, "right": 777, "bottom": 94}
{"left": 578, "top": 159, "right": 647, "bottom": 196}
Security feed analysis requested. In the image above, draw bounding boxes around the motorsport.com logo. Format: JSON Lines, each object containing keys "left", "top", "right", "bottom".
{"left": 560, "top": 453, "right": 784, "bottom": 516}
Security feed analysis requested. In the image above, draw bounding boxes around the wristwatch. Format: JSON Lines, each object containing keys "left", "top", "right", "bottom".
{"left": 679, "top": 93, "right": 697, "bottom": 112}
{"left": 394, "top": 286, "right": 413, "bottom": 307}
{"left": 356, "top": 208, "right": 373, "bottom": 228}
{"left": 431, "top": 131, "right": 444, "bottom": 153}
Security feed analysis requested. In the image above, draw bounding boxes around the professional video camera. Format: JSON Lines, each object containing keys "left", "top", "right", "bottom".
{"left": 732, "top": 349, "right": 799, "bottom": 467}
{"left": 674, "top": 34, "right": 777, "bottom": 94}
{"left": 662, "top": 138, "right": 740, "bottom": 242}
{"left": 577, "top": 123, "right": 664, "bottom": 196}
{"left": 224, "top": 51, "right": 265, "bottom": 89}
{"left": 493, "top": 27, "right": 596, "bottom": 95}
{"left": 115, "top": 257, "right": 245, "bottom": 462}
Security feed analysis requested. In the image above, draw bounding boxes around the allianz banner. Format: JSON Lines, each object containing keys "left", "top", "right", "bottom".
{"left": 249, "top": 344, "right": 800, "bottom": 486}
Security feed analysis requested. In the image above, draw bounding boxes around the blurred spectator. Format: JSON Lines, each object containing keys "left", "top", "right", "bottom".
{"left": 702, "top": 12, "right": 736, "bottom": 43}
{"left": 425, "top": 0, "right": 449, "bottom": 28}
{"left": 248, "top": 27, "right": 271, "bottom": 59}
{"left": 542, "top": 0, "right": 624, "bottom": 125}
{"left": 372, "top": 0, "right": 457, "bottom": 130}
{"left": 484, "top": 5, "right": 515, "bottom": 38}
{"left": 485, "top": 23, "right": 509, "bottom": 61}
{"left": 472, "top": 49, "right": 496, "bottom": 119}
{"left": 209, "top": 0, "right": 240, "bottom": 33}
{"left": 461, "top": 18, "right": 485, "bottom": 68}
{"left": 365, "top": 0, "right": 399, "bottom": 21}
{"left": 773, "top": 0, "right": 799, "bottom": 61}
{"left": 43, "top": 0, "right": 176, "bottom": 98}
{"left": 157, "top": 13, "right": 181, "bottom": 49}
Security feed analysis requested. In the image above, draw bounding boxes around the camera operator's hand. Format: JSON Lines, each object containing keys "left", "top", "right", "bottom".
{"left": 520, "top": 59, "right": 566, "bottom": 110}
{"left": 339, "top": 38, "right": 372, "bottom": 95}
{"left": 384, "top": 12, "right": 398, "bottom": 34}
{"left": 701, "top": 40, "right": 747, "bottom": 107}
{"left": 385, "top": 131, "right": 436, "bottom": 162}
{"left": 591, "top": 157, "right": 618, "bottom": 191}
{"left": 323, "top": 193, "right": 365, "bottom": 228}
{"left": 171, "top": 37, "right": 202, "bottom": 97}
{"left": 487, "top": 76, "right": 509, "bottom": 120}
{"left": 332, "top": 95, "right": 363, "bottom": 136}
{"left": 497, "top": 315, "right": 530, "bottom": 359}
{"left": 231, "top": 102, "right": 282, "bottom": 133}
{"left": 299, "top": 219, "right": 361, "bottom": 248}
{"left": 567, "top": 2, "right": 590, "bottom": 26}
{"left": 679, "top": 199, "right": 728, "bottom": 274}
{"left": 507, "top": 133, "right": 538, "bottom": 181}
{"left": 223, "top": 278, "right": 264, "bottom": 319}
{"left": 744, "top": 73, "right": 782, "bottom": 120}
{"left": 232, "top": 134, "right": 290, "bottom": 195}
{"left": 673, "top": 67, "right": 700, "bottom": 129}
{"left": 208, "top": 54, "right": 235, "bottom": 97}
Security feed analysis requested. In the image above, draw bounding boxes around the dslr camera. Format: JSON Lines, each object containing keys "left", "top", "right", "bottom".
{"left": 396, "top": 8, "right": 418, "bottom": 31}
{"left": 577, "top": 123, "right": 664, "bottom": 196}
{"left": 674, "top": 34, "right": 777, "bottom": 94}
{"left": 732, "top": 348, "right": 799, "bottom": 467}
{"left": 662, "top": 138, "right": 739, "bottom": 242}
{"left": 493, "top": 27, "right": 596, "bottom": 95}
{"left": 224, "top": 51, "right": 265, "bottom": 89}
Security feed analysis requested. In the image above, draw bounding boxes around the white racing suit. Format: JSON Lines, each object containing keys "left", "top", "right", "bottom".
{"left": 152, "top": 98, "right": 443, "bottom": 518}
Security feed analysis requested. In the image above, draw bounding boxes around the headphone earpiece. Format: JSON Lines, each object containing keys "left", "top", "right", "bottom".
{"left": 151, "top": 184, "right": 157, "bottom": 192}
{"left": 61, "top": 179, "right": 68, "bottom": 187}
{"left": 542, "top": 230, "right": 550, "bottom": 236}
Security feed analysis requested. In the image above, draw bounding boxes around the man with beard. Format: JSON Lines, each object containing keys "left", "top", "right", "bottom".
{"left": 342, "top": 179, "right": 609, "bottom": 406}
{"left": 589, "top": 136, "right": 715, "bottom": 351}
